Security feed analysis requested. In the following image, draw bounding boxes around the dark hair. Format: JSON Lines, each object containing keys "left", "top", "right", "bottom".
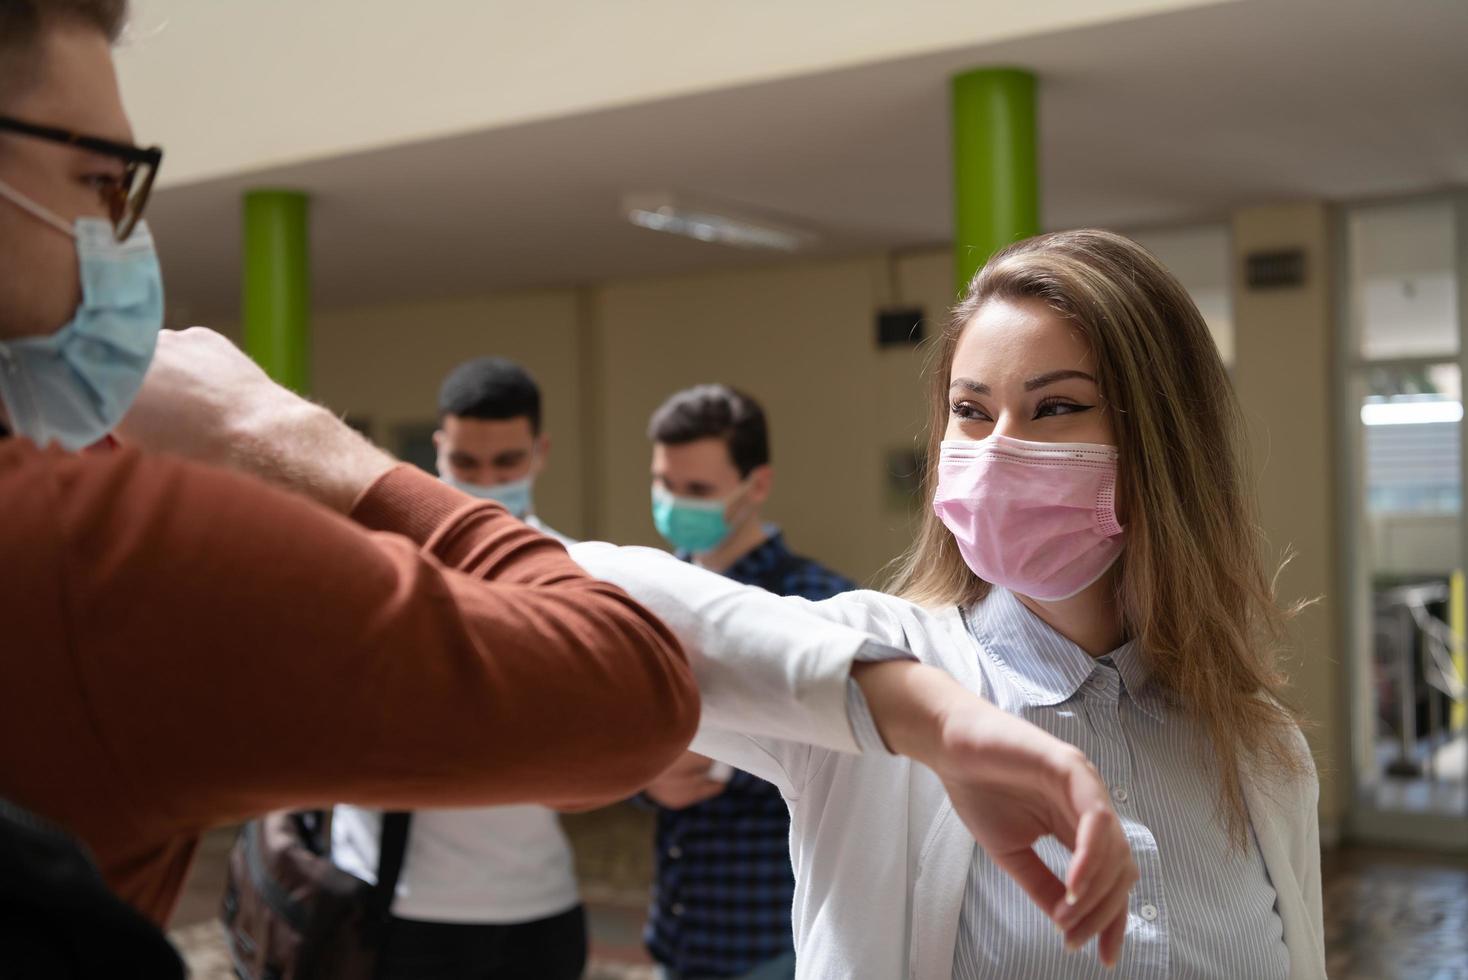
{"left": 437, "top": 357, "right": 542, "bottom": 433}
{"left": 0, "top": 1, "right": 128, "bottom": 98}
{"left": 647, "top": 384, "right": 770, "bottom": 477}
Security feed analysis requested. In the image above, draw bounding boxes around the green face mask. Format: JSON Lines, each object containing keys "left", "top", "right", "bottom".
{"left": 651, "top": 485, "right": 733, "bottom": 554}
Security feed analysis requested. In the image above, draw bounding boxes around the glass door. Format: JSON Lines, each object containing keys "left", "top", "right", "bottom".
{"left": 1341, "top": 195, "right": 1468, "bottom": 848}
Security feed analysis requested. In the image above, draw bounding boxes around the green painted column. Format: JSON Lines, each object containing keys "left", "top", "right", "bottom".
{"left": 951, "top": 68, "right": 1039, "bottom": 294}
{"left": 242, "top": 190, "right": 311, "bottom": 392}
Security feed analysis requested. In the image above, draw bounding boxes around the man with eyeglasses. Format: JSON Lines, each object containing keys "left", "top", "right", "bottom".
{"left": 0, "top": 0, "right": 700, "bottom": 968}
{"left": 0, "top": 4, "right": 1154, "bottom": 977}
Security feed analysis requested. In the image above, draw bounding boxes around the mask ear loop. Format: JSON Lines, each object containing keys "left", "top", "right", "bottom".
{"left": 0, "top": 177, "right": 76, "bottom": 238}
{"left": 721, "top": 476, "right": 763, "bottom": 535}
{"left": 0, "top": 343, "right": 50, "bottom": 448}
{"left": 0, "top": 176, "right": 71, "bottom": 445}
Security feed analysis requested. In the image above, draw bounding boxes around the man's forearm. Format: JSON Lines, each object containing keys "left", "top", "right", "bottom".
{"left": 119, "top": 328, "right": 396, "bottom": 513}
{"left": 231, "top": 402, "right": 396, "bottom": 514}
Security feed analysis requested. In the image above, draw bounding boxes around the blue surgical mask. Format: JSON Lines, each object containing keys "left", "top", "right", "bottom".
{"left": 651, "top": 484, "right": 732, "bottom": 554}
{"left": 0, "top": 179, "right": 164, "bottom": 451}
{"left": 441, "top": 472, "right": 535, "bottom": 519}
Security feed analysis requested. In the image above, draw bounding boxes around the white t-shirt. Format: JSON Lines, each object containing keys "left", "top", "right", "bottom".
{"left": 332, "top": 516, "right": 580, "bottom": 925}
{"left": 331, "top": 803, "right": 579, "bottom": 924}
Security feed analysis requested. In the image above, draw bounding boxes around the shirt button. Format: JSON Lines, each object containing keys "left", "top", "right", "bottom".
{"left": 1112, "top": 785, "right": 1129, "bottom": 804}
{"left": 671, "top": 903, "right": 686, "bottom": 916}
{"left": 667, "top": 846, "right": 683, "bottom": 859}
{"left": 1139, "top": 903, "right": 1159, "bottom": 922}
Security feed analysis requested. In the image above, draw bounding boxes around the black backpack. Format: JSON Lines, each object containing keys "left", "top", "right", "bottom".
{"left": 0, "top": 796, "right": 185, "bottom": 979}
{"left": 221, "top": 810, "right": 411, "bottom": 980}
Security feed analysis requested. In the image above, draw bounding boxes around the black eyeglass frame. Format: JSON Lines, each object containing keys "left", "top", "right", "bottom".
{"left": 0, "top": 115, "right": 163, "bottom": 240}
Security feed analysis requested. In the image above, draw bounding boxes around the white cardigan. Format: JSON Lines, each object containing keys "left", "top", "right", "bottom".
{"left": 571, "top": 544, "right": 1326, "bottom": 979}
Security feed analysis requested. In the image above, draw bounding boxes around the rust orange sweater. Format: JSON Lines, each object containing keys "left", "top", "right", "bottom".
{"left": 0, "top": 438, "right": 698, "bottom": 925}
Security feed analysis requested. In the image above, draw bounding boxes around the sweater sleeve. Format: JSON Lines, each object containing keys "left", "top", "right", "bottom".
{"left": 51, "top": 451, "right": 699, "bottom": 830}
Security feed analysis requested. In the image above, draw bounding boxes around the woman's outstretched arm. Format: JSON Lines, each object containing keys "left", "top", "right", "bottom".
{"left": 570, "top": 541, "right": 1137, "bottom": 966}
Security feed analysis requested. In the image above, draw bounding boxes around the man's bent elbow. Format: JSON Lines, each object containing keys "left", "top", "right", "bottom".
{"left": 566, "top": 609, "right": 701, "bottom": 807}
{"left": 647, "top": 663, "right": 701, "bottom": 777}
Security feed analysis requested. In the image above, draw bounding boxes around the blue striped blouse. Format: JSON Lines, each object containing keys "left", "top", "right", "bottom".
{"left": 951, "top": 588, "right": 1290, "bottom": 979}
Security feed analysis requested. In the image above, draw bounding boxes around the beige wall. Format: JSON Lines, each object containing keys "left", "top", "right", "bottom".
{"left": 593, "top": 254, "right": 940, "bottom": 584}
{"left": 252, "top": 216, "right": 1350, "bottom": 836}
{"left": 1231, "top": 202, "right": 1346, "bottom": 838}
{"left": 286, "top": 251, "right": 947, "bottom": 581}
{"left": 309, "top": 292, "right": 588, "bottom": 538}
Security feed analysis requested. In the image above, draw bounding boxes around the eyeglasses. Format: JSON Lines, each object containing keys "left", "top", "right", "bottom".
{"left": 0, "top": 115, "right": 163, "bottom": 241}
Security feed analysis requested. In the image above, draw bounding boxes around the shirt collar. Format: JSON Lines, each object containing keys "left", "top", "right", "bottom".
{"left": 965, "top": 587, "right": 1164, "bottom": 720}
{"left": 722, "top": 527, "right": 789, "bottom": 587}
{"left": 1100, "top": 641, "right": 1164, "bottom": 720}
{"left": 679, "top": 526, "right": 787, "bottom": 575}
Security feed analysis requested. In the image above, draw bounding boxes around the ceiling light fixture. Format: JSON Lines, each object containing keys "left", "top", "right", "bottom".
{"left": 622, "top": 192, "right": 818, "bottom": 252}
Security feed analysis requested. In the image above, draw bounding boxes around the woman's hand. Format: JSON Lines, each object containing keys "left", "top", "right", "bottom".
{"left": 644, "top": 751, "right": 729, "bottom": 810}
{"left": 933, "top": 700, "right": 1137, "bottom": 965}
{"left": 853, "top": 660, "right": 1137, "bottom": 967}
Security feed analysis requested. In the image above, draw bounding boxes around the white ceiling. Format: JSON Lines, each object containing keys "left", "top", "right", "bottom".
{"left": 118, "top": 0, "right": 1226, "bottom": 187}
{"left": 145, "top": 0, "right": 1468, "bottom": 326}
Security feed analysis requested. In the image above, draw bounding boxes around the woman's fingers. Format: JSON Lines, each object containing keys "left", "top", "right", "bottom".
{"left": 992, "top": 847, "right": 1068, "bottom": 920}
{"left": 933, "top": 710, "right": 1137, "bottom": 967}
{"left": 993, "top": 827, "right": 1134, "bottom": 966}
{"left": 1054, "top": 842, "right": 1121, "bottom": 937}
{"left": 1057, "top": 806, "right": 1129, "bottom": 924}
{"left": 1060, "top": 860, "right": 1131, "bottom": 953}
{"left": 1048, "top": 750, "right": 1109, "bottom": 852}
{"left": 1097, "top": 905, "right": 1129, "bottom": 968}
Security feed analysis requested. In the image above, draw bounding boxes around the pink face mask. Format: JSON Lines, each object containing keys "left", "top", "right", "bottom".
{"left": 932, "top": 435, "right": 1125, "bottom": 601}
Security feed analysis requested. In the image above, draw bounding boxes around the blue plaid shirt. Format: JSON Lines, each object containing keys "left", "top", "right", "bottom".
{"left": 647, "top": 531, "right": 854, "bottom": 977}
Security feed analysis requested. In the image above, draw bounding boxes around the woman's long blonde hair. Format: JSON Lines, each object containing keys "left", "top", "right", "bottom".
{"left": 890, "top": 229, "right": 1306, "bottom": 843}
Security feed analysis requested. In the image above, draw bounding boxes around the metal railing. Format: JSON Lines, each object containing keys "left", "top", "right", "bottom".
{"left": 1377, "top": 582, "right": 1468, "bottom": 780}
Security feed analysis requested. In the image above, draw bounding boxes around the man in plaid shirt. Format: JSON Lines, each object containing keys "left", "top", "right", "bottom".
{"left": 642, "top": 385, "right": 855, "bottom": 980}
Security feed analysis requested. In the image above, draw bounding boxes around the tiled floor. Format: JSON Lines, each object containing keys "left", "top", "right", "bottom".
{"left": 171, "top": 822, "right": 1467, "bottom": 979}
{"left": 1322, "top": 846, "right": 1468, "bottom": 980}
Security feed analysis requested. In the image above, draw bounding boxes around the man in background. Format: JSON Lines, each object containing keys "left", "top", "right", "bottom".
{"left": 431, "top": 356, "right": 573, "bottom": 545}
{"left": 641, "top": 384, "right": 854, "bottom": 980}
{"left": 331, "top": 356, "right": 585, "bottom": 979}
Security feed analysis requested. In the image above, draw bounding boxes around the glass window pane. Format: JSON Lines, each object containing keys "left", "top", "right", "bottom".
{"left": 1363, "top": 364, "right": 1461, "bottom": 515}
{"left": 1350, "top": 199, "right": 1459, "bottom": 360}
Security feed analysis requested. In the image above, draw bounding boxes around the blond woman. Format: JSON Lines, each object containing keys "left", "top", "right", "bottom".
{"left": 574, "top": 229, "right": 1323, "bottom": 979}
